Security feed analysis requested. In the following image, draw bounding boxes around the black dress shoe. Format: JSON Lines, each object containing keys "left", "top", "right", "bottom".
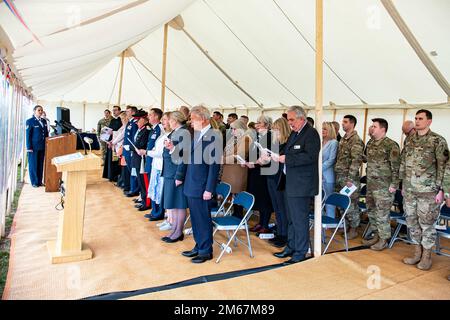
{"left": 191, "top": 254, "right": 213, "bottom": 263}
{"left": 282, "top": 257, "right": 305, "bottom": 266}
{"left": 134, "top": 204, "right": 143, "bottom": 208}
{"left": 144, "top": 214, "right": 152, "bottom": 218}
{"left": 138, "top": 206, "right": 150, "bottom": 212}
{"left": 149, "top": 215, "right": 164, "bottom": 221}
{"left": 161, "top": 236, "right": 171, "bottom": 242}
{"left": 126, "top": 192, "right": 140, "bottom": 197}
{"left": 164, "top": 234, "right": 184, "bottom": 243}
{"left": 133, "top": 198, "right": 141, "bottom": 203}
{"left": 273, "top": 250, "right": 293, "bottom": 259}
{"left": 182, "top": 249, "right": 199, "bottom": 258}
{"left": 271, "top": 239, "right": 287, "bottom": 248}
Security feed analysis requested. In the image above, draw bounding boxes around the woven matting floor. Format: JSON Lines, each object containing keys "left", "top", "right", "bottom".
{"left": 3, "top": 171, "right": 449, "bottom": 299}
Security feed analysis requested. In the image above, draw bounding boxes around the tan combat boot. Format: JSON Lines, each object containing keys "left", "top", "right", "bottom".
{"left": 403, "top": 244, "right": 422, "bottom": 265}
{"left": 417, "top": 248, "right": 432, "bottom": 270}
{"left": 346, "top": 227, "right": 358, "bottom": 240}
{"left": 370, "top": 238, "right": 388, "bottom": 251}
{"left": 362, "top": 233, "right": 379, "bottom": 246}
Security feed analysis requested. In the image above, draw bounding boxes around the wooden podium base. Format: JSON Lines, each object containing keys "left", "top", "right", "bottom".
{"left": 46, "top": 241, "right": 93, "bottom": 264}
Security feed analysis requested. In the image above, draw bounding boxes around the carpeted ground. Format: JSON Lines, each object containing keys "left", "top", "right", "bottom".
{"left": 3, "top": 171, "right": 449, "bottom": 300}
{"left": 127, "top": 243, "right": 450, "bottom": 300}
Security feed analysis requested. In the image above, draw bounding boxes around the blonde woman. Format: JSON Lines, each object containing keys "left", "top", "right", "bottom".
{"left": 161, "top": 111, "right": 189, "bottom": 243}
{"left": 246, "top": 115, "right": 274, "bottom": 233}
{"left": 322, "top": 121, "right": 338, "bottom": 218}
{"left": 266, "top": 117, "right": 291, "bottom": 247}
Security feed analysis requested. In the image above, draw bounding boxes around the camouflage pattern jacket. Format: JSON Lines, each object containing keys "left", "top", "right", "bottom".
{"left": 97, "top": 117, "right": 111, "bottom": 137}
{"left": 366, "top": 136, "right": 401, "bottom": 191}
{"left": 335, "top": 130, "right": 364, "bottom": 185}
{"left": 399, "top": 130, "right": 448, "bottom": 193}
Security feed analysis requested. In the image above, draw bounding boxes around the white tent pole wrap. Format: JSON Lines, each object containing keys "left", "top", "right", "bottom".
{"left": 117, "top": 51, "right": 126, "bottom": 106}
{"left": 313, "top": 0, "right": 323, "bottom": 258}
{"left": 161, "top": 23, "right": 169, "bottom": 111}
{"left": 381, "top": 0, "right": 450, "bottom": 98}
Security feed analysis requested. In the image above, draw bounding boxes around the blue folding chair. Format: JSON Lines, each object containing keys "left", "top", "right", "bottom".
{"left": 435, "top": 204, "right": 450, "bottom": 257}
{"left": 212, "top": 191, "right": 255, "bottom": 263}
{"left": 310, "top": 193, "right": 351, "bottom": 254}
{"left": 184, "top": 182, "right": 232, "bottom": 229}
{"left": 388, "top": 213, "right": 412, "bottom": 248}
{"left": 211, "top": 182, "right": 232, "bottom": 217}
{"left": 389, "top": 203, "right": 446, "bottom": 249}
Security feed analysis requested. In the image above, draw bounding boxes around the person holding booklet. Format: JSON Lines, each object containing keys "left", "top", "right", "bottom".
{"left": 220, "top": 119, "right": 251, "bottom": 218}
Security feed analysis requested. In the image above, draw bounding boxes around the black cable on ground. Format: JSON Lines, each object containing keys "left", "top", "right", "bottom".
{"left": 83, "top": 245, "right": 368, "bottom": 300}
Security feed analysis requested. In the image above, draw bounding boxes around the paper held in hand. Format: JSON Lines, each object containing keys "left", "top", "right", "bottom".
{"left": 253, "top": 141, "right": 280, "bottom": 158}
{"left": 340, "top": 184, "right": 357, "bottom": 197}
{"left": 234, "top": 155, "right": 246, "bottom": 164}
{"left": 100, "top": 127, "right": 113, "bottom": 142}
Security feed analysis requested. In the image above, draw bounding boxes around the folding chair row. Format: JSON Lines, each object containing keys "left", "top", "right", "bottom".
{"left": 184, "top": 182, "right": 232, "bottom": 229}
{"left": 212, "top": 191, "right": 255, "bottom": 263}
{"left": 309, "top": 192, "right": 351, "bottom": 254}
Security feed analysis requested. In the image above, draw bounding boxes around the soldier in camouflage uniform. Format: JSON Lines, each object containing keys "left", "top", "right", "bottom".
{"left": 335, "top": 115, "right": 364, "bottom": 239}
{"left": 363, "top": 118, "right": 400, "bottom": 250}
{"left": 443, "top": 162, "right": 450, "bottom": 281}
{"left": 400, "top": 109, "right": 448, "bottom": 271}
{"left": 97, "top": 109, "right": 112, "bottom": 164}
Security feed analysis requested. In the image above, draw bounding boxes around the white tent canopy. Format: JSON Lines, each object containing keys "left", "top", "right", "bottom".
{"left": 1, "top": 0, "right": 449, "bottom": 108}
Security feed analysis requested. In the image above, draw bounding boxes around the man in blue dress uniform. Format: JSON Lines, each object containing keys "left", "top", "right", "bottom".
{"left": 26, "top": 105, "right": 49, "bottom": 187}
{"left": 122, "top": 106, "right": 138, "bottom": 195}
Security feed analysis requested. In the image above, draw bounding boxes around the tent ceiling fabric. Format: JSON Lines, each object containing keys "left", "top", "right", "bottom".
{"left": 0, "top": 0, "right": 448, "bottom": 108}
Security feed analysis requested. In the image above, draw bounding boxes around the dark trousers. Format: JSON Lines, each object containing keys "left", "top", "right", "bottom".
{"left": 28, "top": 149, "right": 45, "bottom": 186}
{"left": 285, "top": 194, "right": 311, "bottom": 259}
{"left": 125, "top": 153, "right": 138, "bottom": 193}
{"left": 151, "top": 200, "right": 163, "bottom": 218}
{"left": 138, "top": 172, "right": 150, "bottom": 207}
{"left": 267, "top": 178, "right": 288, "bottom": 237}
{"left": 258, "top": 207, "right": 273, "bottom": 229}
{"left": 122, "top": 165, "right": 131, "bottom": 191}
{"left": 187, "top": 197, "right": 213, "bottom": 255}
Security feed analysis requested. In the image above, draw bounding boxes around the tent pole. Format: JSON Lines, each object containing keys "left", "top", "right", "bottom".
{"left": 82, "top": 102, "right": 86, "bottom": 131}
{"left": 381, "top": 0, "right": 450, "bottom": 97}
{"left": 362, "top": 107, "right": 369, "bottom": 145}
{"left": 400, "top": 108, "right": 408, "bottom": 148}
{"left": 313, "top": 0, "right": 323, "bottom": 258}
{"left": 117, "top": 51, "right": 125, "bottom": 106}
{"left": 161, "top": 23, "right": 169, "bottom": 111}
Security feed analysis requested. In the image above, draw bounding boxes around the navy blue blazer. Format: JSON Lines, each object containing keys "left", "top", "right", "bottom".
{"left": 144, "top": 123, "right": 162, "bottom": 173}
{"left": 183, "top": 128, "right": 221, "bottom": 198}
{"left": 123, "top": 119, "right": 138, "bottom": 158}
{"left": 161, "top": 126, "right": 189, "bottom": 181}
{"left": 282, "top": 123, "right": 320, "bottom": 197}
{"left": 26, "top": 116, "right": 49, "bottom": 151}
{"left": 131, "top": 125, "right": 151, "bottom": 170}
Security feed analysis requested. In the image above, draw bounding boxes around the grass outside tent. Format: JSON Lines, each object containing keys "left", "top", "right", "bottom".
{"left": 0, "top": 165, "right": 23, "bottom": 297}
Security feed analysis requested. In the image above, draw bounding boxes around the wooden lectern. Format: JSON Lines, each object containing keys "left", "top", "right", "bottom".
{"left": 44, "top": 133, "right": 77, "bottom": 192}
{"left": 46, "top": 152, "right": 101, "bottom": 264}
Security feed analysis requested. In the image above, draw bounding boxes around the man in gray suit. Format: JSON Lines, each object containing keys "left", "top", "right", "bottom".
{"left": 272, "top": 106, "right": 321, "bottom": 265}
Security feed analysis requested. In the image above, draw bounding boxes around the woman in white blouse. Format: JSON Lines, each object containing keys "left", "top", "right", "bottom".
{"left": 108, "top": 111, "right": 128, "bottom": 186}
{"left": 147, "top": 112, "right": 172, "bottom": 230}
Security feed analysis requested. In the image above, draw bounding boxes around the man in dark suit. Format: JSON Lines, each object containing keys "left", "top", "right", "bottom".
{"left": 129, "top": 109, "right": 151, "bottom": 211}
{"left": 26, "top": 105, "right": 49, "bottom": 187}
{"left": 272, "top": 105, "right": 320, "bottom": 265}
{"left": 181, "top": 105, "right": 221, "bottom": 263}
